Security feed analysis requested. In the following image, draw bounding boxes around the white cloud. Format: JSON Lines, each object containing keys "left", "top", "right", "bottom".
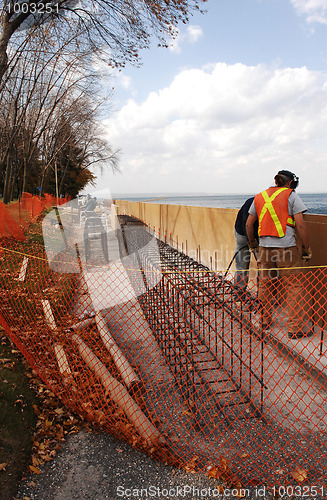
{"left": 118, "top": 74, "right": 132, "bottom": 90}
{"left": 290, "top": 0, "right": 327, "bottom": 24}
{"left": 169, "top": 25, "right": 203, "bottom": 53}
{"left": 103, "top": 62, "right": 327, "bottom": 193}
{"left": 185, "top": 25, "right": 203, "bottom": 43}
{"left": 104, "top": 68, "right": 132, "bottom": 90}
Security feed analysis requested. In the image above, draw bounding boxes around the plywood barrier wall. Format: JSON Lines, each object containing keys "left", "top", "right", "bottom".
{"left": 305, "top": 213, "right": 327, "bottom": 266}
{"left": 115, "top": 200, "right": 243, "bottom": 272}
{"left": 114, "top": 200, "right": 327, "bottom": 271}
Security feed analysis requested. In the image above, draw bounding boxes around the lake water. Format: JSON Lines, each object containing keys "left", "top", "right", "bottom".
{"left": 115, "top": 193, "right": 327, "bottom": 215}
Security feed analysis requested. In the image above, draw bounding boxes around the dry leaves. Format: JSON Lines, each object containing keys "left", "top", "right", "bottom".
{"left": 183, "top": 456, "right": 198, "bottom": 473}
{"left": 0, "top": 463, "right": 7, "bottom": 471}
{"left": 207, "top": 465, "right": 220, "bottom": 479}
{"left": 181, "top": 399, "right": 195, "bottom": 416}
{"left": 28, "top": 466, "right": 41, "bottom": 474}
{"left": 24, "top": 365, "right": 88, "bottom": 474}
{"left": 207, "top": 457, "right": 243, "bottom": 494}
{"left": 0, "top": 357, "right": 15, "bottom": 369}
{"left": 290, "top": 466, "right": 308, "bottom": 482}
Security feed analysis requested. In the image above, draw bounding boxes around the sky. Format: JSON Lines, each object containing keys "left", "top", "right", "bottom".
{"left": 89, "top": 0, "right": 327, "bottom": 196}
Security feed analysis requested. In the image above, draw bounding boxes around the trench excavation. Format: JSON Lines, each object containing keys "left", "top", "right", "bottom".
{"left": 115, "top": 216, "right": 327, "bottom": 483}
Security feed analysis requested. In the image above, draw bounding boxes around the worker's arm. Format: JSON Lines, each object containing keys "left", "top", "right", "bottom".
{"left": 294, "top": 212, "right": 310, "bottom": 251}
{"left": 246, "top": 214, "right": 258, "bottom": 246}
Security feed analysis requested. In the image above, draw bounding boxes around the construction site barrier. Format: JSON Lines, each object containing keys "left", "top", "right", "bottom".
{"left": 1, "top": 205, "right": 327, "bottom": 491}
{"left": 0, "top": 193, "right": 68, "bottom": 240}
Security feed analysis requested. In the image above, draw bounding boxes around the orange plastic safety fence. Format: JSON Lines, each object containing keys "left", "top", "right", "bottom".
{"left": 1, "top": 224, "right": 327, "bottom": 490}
{"left": 0, "top": 193, "right": 68, "bottom": 240}
{"left": 0, "top": 201, "right": 26, "bottom": 241}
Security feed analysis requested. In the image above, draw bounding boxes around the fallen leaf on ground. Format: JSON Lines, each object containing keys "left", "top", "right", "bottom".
{"left": 291, "top": 466, "right": 308, "bottom": 482}
{"left": 29, "top": 465, "right": 41, "bottom": 474}
{"left": 233, "top": 488, "right": 247, "bottom": 498}
{"left": 207, "top": 465, "right": 220, "bottom": 478}
{"left": 54, "top": 408, "right": 65, "bottom": 415}
{"left": 184, "top": 456, "right": 198, "bottom": 473}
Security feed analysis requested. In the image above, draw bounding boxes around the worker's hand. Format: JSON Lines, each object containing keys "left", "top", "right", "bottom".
{"left": 248, "top": 239, "right": 259, "bottom": 251}
{"left": 302, "top": 246, "right": 312, "bottom": 262}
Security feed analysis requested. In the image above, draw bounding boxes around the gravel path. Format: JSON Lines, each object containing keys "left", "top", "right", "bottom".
{"left": 16, "top": 430, "right": 274, "bottom": 500}
{"left": 16, "top": 429, "right": 327, "bottom": 500}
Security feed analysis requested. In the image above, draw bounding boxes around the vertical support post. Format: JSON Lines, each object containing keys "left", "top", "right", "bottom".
{"left": 18, "top": 257, "right": 29, "bottom": 282}
{"left": 111, "top": 204, "right": 118, "bottom": 230}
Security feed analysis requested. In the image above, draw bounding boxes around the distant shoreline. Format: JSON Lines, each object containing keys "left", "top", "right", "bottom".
{"left": 112, "top": 193, "right": 327, "bottom": 215}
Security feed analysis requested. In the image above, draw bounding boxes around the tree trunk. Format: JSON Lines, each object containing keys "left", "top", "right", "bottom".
{"left": 58, "top": 158, "right": 71, "bottom": 195}
{"left": 22, "top": 157, "right": 28, "bottom": 195}
{"left": 9, "top": 165, "right": 17, "bottom": 201}
{"left": 2, "top": 156, "right": 13, "bottom": 203}
{"left": 0, "top": 40, "right": 8, "bottom": 84}
{"left": 0, "top": 15, "right": 15, "bottom": 84}
{"left": 0, "top": 11, "right": 30, "bottom": 85}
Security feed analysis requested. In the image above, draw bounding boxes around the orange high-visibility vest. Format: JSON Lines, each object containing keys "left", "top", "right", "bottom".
{"left": 254, "top": 187, "right": 296, "bottom": 238}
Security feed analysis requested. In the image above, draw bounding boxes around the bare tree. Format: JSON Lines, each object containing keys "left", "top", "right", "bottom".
{"left": 0, "top": 28, "right": 118, "bottom": 201}
{"left": 0, "top": 0, "right": 207, "bottom": 200}
{"left": 0, "top": 0, "right": 207, "bottom": 82}
{"left": 38, "top": 96, "right": 119, "bottom": 197}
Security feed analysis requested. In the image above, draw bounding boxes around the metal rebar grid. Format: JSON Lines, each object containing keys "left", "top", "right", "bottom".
{"left": 117, "top": 218, "right": 266, "bottom": 424}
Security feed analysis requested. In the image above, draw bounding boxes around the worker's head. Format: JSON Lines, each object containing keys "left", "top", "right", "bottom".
{"left": 274, "top": 170, "right": 299, "bottom": 190}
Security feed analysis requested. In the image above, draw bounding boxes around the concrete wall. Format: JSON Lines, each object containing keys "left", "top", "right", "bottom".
{"left": 114, "top": 200, "right": 327, "bottom": 270}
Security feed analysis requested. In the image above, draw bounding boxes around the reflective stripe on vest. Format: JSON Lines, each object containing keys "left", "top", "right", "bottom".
{"left": 256, "top": 187, "right": 295, "bottom": 238}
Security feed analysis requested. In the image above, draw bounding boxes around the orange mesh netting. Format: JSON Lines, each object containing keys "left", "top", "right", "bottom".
{"left": 1, "top": 201, "right": 327, "bottom": 492}
{"left": 0, "top": 194, "right": 67, "bottom": 238}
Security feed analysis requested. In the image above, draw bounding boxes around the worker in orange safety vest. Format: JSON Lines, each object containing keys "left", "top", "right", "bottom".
{"left": 246, "top": 170, "right": 313, "bottom": 340}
